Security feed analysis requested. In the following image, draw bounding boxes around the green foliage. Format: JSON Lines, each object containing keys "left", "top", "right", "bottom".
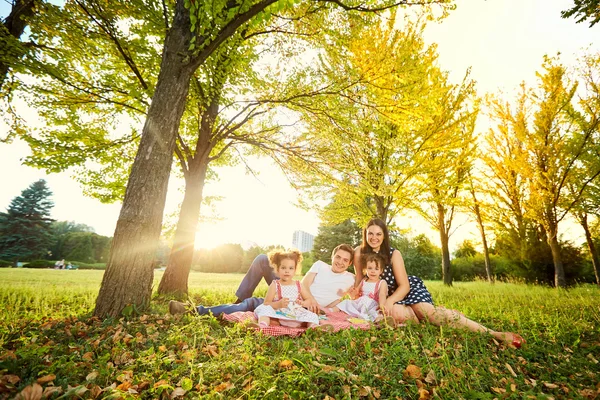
{"left": 300, "top": 251, "right": 315, "bottom": 275}
{"left": 0, "top": 260, "right": 12, "bottom": 268}
{"left": 193, "top": 243, "right": 244, "bottom": 273}
{"left": 73, "top": 262, "right": 106, "bottom": 270}
{"left": 392, "top": 234, "right": 442, "bottom": 280}
{"left": 312, "top": 220, "right": 361, "bottom": 264}
{"left": 0, "top": 179, "right": 54, "bottom": 261}
{"left": 453, "top": 240, "right": 477, "bottom": 258}
{"left": 23, "top": 260, "right": 55, "bottom": 268}
{"left": 561, "top": 0, "right": 600, "bottom": 27}
{"left": 1, "top": 269, "right": 599, "bottom": 399}
{"left": 49, "top": 225, "right": 112, "bottom": 264}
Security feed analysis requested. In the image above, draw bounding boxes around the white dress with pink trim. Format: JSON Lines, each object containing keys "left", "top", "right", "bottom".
{"left": 336, "top": 279, "right": 382, "bottom": 322}
{"left": 254, "top": 281, "right": 320, "bottom": 327}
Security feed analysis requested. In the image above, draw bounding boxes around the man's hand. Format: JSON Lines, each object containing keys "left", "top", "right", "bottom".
{"left": 300, "top": 298, "right": 319, "bottom": 313}
{"left": 347, "top": 286, "right": 360, "bottom": 300}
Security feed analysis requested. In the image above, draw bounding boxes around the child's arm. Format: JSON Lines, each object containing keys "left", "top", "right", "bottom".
{"left": 378, "top": 280, "right": 389, "bottom": 310}
{"left": 263, "top": 282, "right": 289, "bottom": 309}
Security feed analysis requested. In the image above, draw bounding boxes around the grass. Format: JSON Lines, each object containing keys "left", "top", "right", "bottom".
{"left": 0, "top": 269, "right": 599, "bottom": 399}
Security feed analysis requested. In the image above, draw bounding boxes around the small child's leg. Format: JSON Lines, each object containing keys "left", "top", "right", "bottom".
{"left": 258, "top": 316, "right": 270, "bottom": 328}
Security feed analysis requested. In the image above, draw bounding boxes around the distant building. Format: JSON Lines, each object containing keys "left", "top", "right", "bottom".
{"left": 292, "top": 230, "right": 315, "bottom": 253}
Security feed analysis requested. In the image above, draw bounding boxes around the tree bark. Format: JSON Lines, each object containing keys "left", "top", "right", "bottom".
{"left": 0, "top": 0, "right": 36, "bottom": 91}
{"left": 437, "top": 202, "right": 452, "bottom": 286}
{"left": 471, "top": 197, "right": 493, "bottom": 283}
{"left": 579, "top": 213, "right": 600, "bottom": 285}
{"left": 158, "top": 162, "right": 209, "bottom": 296}
{"left": 546, "top": 223, "right": 566, "bottom": 288}
{"left": 93, "top": 0, "right": 195, "bottom": 318}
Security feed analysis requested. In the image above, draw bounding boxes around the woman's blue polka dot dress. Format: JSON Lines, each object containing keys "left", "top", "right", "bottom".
{"left": 381, "top": 248, "right": 434, "bottom": 305}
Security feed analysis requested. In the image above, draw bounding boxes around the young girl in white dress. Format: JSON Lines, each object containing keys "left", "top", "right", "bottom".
{"left": 327, "top": 253, "right": 390, "bottom": 323}
{"left": 253, "top": 250, "right": 321, "bottom": 329}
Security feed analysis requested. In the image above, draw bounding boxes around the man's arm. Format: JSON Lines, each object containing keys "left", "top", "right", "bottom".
{"left": 300, "top": 272, "right": 319, "bottom": 312}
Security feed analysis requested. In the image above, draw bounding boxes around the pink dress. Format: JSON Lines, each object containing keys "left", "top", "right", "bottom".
{"left": 254, "top": 281, "right": 320, "bottom": 327}
{"left": 336, "top": 279, "right": 383, "bottom": 322}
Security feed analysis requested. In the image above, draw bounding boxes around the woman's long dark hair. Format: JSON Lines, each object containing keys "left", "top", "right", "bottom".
{"left": 360, "top": 218, "right": 392, "bottom": 266}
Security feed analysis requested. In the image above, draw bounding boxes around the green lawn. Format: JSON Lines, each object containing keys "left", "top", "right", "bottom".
{"left": 1, "top": 269, "right": 599, "bottom": 399}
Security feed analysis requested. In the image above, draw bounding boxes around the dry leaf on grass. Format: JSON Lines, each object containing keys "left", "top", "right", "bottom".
{"left": 16, "top": 383, "right": 43, "bottom": 400}
{"left": 418, "top": 387, "right": 430, "bottom": 399}
{"left": 543, "top": 382, "right": 559, "bottom": 389}
{"left": 170, "top": 387, "right": 186, "bottom": 398}
{"left": 36, "top": 374, "right": 55, "bottom": 384}
{"left": 505, "top": 363, "right": 517, "bottom": 377}
{"left": 405, "top": 364, "right": 422, "bottom": 379}
{"left": 279, "top": 359, "right": 294, "bottom": 369}
{"left": 214, "top": 382, "right": 233, "bottom": 392}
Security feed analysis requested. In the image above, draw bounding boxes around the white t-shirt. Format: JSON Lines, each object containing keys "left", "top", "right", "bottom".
{"left": 307, "top": 260, "right": 355, "bottom": 307}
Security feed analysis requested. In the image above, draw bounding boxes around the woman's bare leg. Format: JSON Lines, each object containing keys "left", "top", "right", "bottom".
{"left": 410, "top": 303, "right": 523, "bottom": 345}
{"left": 390, "top": 304, "right": 419, "bottom": 324}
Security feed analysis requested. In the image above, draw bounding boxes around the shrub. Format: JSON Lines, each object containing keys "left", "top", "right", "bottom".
{"left": 0, "top": 260, "right": 12, "bottom": 268}
{"left": 24, "top": 260, "right": 55, "bottom": 268}
{"left": 72, "top": 262, "right": 106, "bottom": 270}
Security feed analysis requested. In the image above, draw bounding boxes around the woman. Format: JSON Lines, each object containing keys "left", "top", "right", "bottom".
{"left": 354, "top": 218, "right": 525, "bottom": 347}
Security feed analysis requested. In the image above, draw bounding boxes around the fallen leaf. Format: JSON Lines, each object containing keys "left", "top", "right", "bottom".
{"left": 358, "top": 386, "right": 371, "bottom": 397}
{"left": 170, "top": 387, "right": 186, "bottom": 398}
{"left": 36, "top": 374, "right": 56, "bottom": 384}
{"left": 15, "top": 383, "right": 44, "bottom": 400}
{"left": 128, "top": 388, "right": 139, "bottom": 394}
{"left": 505, "top": 363, "right": 517, "bottom": 377}
{"left": 418, "top": 387, "right": 430, "bottom": 399}
{"left": 405, "top": 364, "right": 422, "bottom": 379}
{"left": 88, "top": 385, "right": 102, "bottom": 399}
{"left": 116, "top": 381, "right": 132, "bottom": 391}
{"left": 158, "top": 345, "right": 167, "bottom": 352}
{"left": 213, "top": 382, "right": 233, "bottom": 392}
{"left": 82, "top": 352, "right": 94, "bottom": 361}
{"left": 510, "top": 383, "right": 517, "bottom": 392}
{"left": 586, "top": 354, "right": 599, "bottom": 364}
{"left": 86, "top": 371, "right": 99, "bottom": 382}
{"left": 424, "top": 370, "right": 436, "bottom": 384}
{"left": 279, "top": 359, "right": 294, "bottom": 369}
{"left": 543, "top": 382, "right": 559, "bottom": 389}
{"left": 42, "top": 386, "right": 63, "bottom": 398}
{"left": 154, "top": 379, "right": 169, "bottom": 388}
{"left": 492, "top": 387, "right": 506, "bottom": 394}
{"left": 3, "top": 375, "right": 20, "bottom": 384}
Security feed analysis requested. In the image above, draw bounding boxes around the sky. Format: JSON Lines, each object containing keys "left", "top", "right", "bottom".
{"left": 0, "top": 0, "right": 598, "bottom": 250}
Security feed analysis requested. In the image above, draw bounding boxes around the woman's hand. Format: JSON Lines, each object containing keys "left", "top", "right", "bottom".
{"left": 383, "top": 298, "right": 397, "bottom": 316}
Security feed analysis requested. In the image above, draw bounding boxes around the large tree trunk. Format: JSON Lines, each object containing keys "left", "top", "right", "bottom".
{"left": 547, "top": 223, "right": 566, "bottom": 288}
{"left": 1, "top": 0, "right": 36, "bottom": 91}
{"left": 158, "top": 94, "right": 218, "bottom": 296}
{"left": 437, "top": 202, "right": 452, "bottom": 286}
{"left": 579, "top": 213, "right": 600, "bottom": 285}
{"left": 93, "top": 1, "right": 195, "bottom": 318}
{"left": 158, "top": 163, "right": 208, "bottom": 296}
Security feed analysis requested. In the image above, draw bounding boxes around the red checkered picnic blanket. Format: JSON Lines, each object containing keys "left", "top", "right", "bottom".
{"left": 222, "top": 311, "right": 373, "bottom": 337}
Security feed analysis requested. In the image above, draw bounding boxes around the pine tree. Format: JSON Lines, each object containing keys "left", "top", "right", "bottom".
{"left": 0, "top": 179, "right": 55, "bottom": 261}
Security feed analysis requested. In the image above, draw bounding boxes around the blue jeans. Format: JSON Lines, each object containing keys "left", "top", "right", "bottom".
{"left": 196, "top": 297, "right": 264, "bottom": 317}
{"left": 234, "top": 254, "right": 278, "bottom": 301}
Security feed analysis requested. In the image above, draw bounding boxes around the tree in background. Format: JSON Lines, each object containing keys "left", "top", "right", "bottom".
{"left": 287, "top": 13, "right": 456, "bottom": 226}
{"left": 0, "top": 179, "right": 54, "bottom": 261}
{"left": 392, "top": 233, "right": 442, "bottom": 280}
{"left": 561, "top": 0, "right": 600, "bottom": 27}
{"left": 312, "top": 219, "right": 361, "bottom": 264}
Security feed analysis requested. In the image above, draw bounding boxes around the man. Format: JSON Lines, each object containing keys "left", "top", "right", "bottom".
{"left": 168, "top": 244, "right": 355, "bottom": 316}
